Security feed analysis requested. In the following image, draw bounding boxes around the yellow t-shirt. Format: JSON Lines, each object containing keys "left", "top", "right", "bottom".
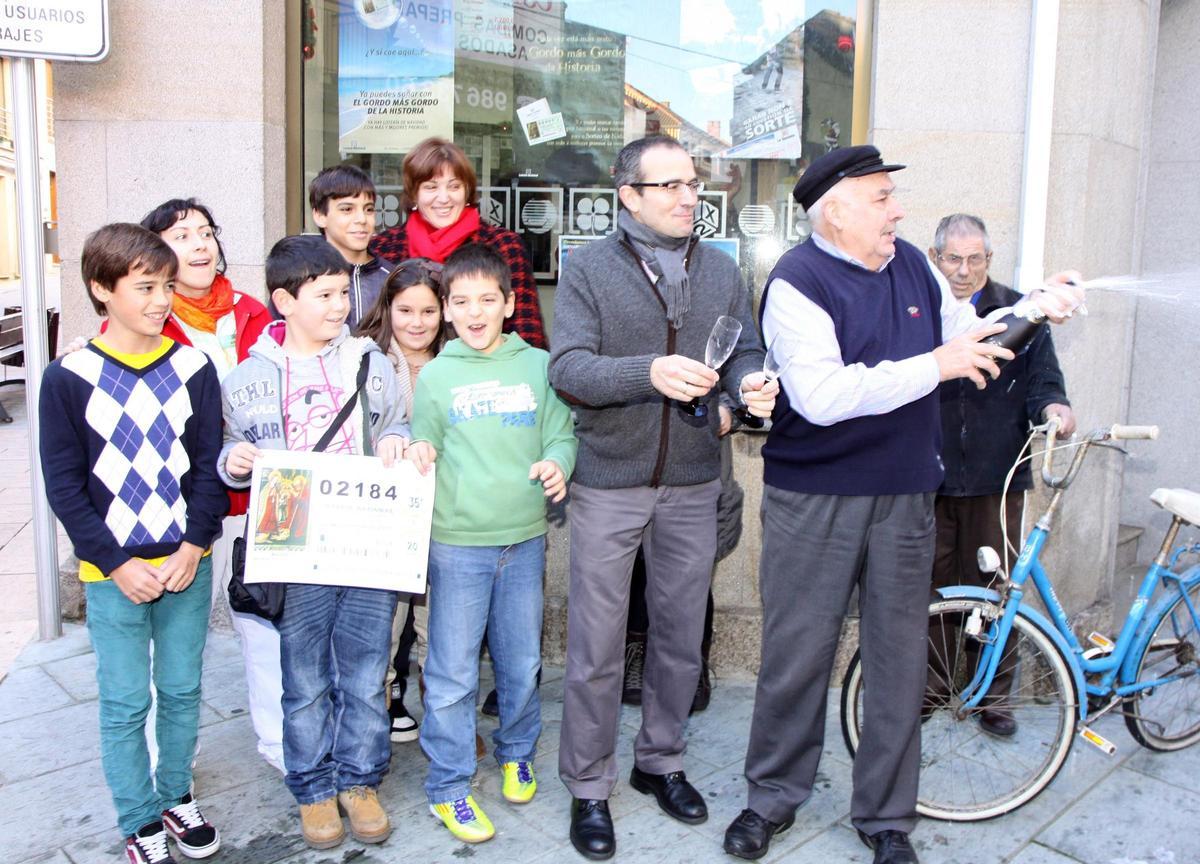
{"left": 78, "top": 337, "right": 209, "bottom": 582}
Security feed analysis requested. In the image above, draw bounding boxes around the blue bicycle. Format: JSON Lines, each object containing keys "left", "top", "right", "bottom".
{"left": 840, "top": 421, "right": 1200, "bottom": 820}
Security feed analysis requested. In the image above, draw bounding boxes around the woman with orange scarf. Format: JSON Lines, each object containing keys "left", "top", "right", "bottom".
{"left": 138, "top": 198, "right": 280, "bottom": 771}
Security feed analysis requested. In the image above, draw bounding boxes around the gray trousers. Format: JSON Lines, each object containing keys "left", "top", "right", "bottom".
{"left": 558, "top": 480, "right": 720, "bottom": 799}
{"left": 744, "top": 487, "right": 934, "bottom": 835}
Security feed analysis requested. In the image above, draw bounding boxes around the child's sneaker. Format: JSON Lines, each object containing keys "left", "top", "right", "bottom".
{"left": 389, "top": 699, "right": 419, "bottom": 743}
{"left": 337, "top": 786, "right": 392, "bottom": 844}
{"left": 430, "top": 795, "right": 495, "bottom": 843}
{"left": 299, "top": 797, "right": 345, "bottom": 850}
{"left": 161, "top": 793, "right": 220, "bottom": 859}
{"left": 501, "top": 761, "right": 537, "bottom": 803}
{"left": 126, "top": 821, "right": 176, "bottom": 864}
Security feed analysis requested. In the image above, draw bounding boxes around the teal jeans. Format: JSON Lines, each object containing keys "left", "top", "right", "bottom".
{"left": 86, "top": 558, "right": 212, "bottom": 836}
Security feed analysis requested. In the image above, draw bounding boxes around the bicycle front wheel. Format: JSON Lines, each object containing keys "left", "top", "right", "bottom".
{"left": 841, "top": 598, "right": 1078, "bottom": 821}
{"left": 1125, "top": 581, "right": 1200, "bottom": 751}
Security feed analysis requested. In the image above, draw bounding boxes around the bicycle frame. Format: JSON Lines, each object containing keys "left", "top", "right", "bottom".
{"left": 951, "top": 431, "right": 1200, "bottom": 720}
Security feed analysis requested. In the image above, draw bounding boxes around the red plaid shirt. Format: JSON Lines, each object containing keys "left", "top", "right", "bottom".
{"left": 370, "top": 220, "right": 548, "bottom": 350}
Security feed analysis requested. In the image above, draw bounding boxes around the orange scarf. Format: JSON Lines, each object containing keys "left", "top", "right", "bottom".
{"left": 172, "top": 273, "right": 234, "bottom": 334}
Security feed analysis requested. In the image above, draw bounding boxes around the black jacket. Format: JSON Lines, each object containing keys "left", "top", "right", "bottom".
{"left": 938, "top": 279, "right": 1069, "bottom": 497}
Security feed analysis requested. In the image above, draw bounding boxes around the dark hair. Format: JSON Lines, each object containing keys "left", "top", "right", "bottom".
{"left": 442, "top": 243, "right": 511, "bottom": 298}
{"left": 355, "top": 258, "right": 447, "bottom": 353}
{"left": 265, "top": 234, "right": 351, "bottom": 300}
{"left": 81, "top": 223, "right": 178, "bottom": 315}
{"left": 139, "top": 198, "right": 227, "bottom": 276}
{"left": 401, "top": 137, "right": 477, "bottom": 213}
{"left": 309, "top": 163, "right": 377, "bottom": 216}
{"left": 612, "top": 135, "right": 688, "bottom": 191}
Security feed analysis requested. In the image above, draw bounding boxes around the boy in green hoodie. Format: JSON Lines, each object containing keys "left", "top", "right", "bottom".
{"left": 406, "top": 243, "right": 576, "bottom": 845}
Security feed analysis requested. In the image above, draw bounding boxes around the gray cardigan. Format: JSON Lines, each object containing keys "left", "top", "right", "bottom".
{"left": 549, "top": 231, "right": 764, "bottom": 489}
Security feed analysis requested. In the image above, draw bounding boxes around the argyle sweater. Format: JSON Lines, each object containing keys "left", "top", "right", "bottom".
{"left": 39, "top": 341, "right": 228, "bottom": 578}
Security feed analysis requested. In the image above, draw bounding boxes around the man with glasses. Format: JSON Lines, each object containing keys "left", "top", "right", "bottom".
{"left": 722, "top": 148, "right": 1083, "bottom": 864}
{"left": 926, "top": 213, "right": 1074, "bottom": 738}
{"left": 549, "top": 134, "right": 776, "bottom": 861}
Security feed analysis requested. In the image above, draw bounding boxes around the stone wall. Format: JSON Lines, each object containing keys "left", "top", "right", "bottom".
{"left": 52, "top": 1, "right": 287, "bottom": 344}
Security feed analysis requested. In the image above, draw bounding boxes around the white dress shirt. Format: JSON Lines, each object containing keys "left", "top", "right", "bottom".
{"left": 761, "top": 233, "right": 984, "bottom": 427}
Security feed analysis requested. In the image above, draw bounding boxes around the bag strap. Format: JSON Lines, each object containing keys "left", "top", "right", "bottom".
{"left": 312, "top": 353, "right": 371, "bottom": 454}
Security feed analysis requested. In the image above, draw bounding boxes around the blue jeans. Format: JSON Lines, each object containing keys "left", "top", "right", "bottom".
{"left": 421, "top": 536, "right": 545, "bottom": 804}
{"left": 275, "top": 584, "right": 397, "bottom": 804}
{"left": 86, "top": 558, "right": 212, "bottom": 836}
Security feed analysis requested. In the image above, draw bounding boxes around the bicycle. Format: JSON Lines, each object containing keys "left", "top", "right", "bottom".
{"left": 839, "top": 421, "right": 1200, "bottom": 821}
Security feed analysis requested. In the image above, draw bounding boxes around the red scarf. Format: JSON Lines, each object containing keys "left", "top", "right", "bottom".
{"left": 172, "top": 273, "right": 234, "bottom": 334}
{"left": 405, "top": 207, "right": 481, "bottom": 262}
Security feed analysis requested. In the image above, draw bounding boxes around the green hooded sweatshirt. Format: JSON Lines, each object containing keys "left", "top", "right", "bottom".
{"left": 411, "top": 334, "right": 577, "bottom": 546}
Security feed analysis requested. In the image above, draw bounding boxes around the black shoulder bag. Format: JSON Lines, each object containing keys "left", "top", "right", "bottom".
{"left": 228, "top": 354, "right": 371, "bottom": 620}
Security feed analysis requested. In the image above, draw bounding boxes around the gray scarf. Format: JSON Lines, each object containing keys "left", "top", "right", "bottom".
{"left": 618, "top": 209, "right": 691, "bottom": 329}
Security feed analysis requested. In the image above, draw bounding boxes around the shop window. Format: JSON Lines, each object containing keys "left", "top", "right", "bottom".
{"left": 299, "top": 1, "right": 864, "bottom": 295}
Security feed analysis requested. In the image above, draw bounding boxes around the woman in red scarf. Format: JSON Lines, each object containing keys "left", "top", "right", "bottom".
{"left": 370, "top": 138, "right": 547, "bottom": 349}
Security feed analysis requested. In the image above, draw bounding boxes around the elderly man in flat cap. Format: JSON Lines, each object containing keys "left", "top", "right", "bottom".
{"left": 722, "top": 146, "right": 1083, "bottom": 864}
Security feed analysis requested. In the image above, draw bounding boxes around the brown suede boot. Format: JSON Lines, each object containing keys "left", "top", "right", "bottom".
{"left": 299, "top": 797, "right": 345, "bottom": 850}
{"left": 337, "top": 786, "right": 391, "bottom": 844}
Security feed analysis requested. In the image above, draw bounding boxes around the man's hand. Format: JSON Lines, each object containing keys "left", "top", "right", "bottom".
{"left": 110, "top": 558, "right": 166, "bottom": 604}
{"left": 718, "top": 404, "right": 733, "bottom": 437}
{"left": 530, "top": 460, "right": 567, "bottom": 503}
{"left": 650, "top": 355, "right": 719, "bottom": 402}
{"left": 377, "top": 435, "right": 409, "bottom": 468}
{"left": 933, "top": 324, "right": 1015, "bottom": 389}
{"left": 1043, "top": 403, "right": 1076, "bottom": 437}
{"left": 226, "top": 442, "right": 262, "bottom": 480}
{"left": 62, "top": 335, "right": 91, "bottom": 354}
{"left": 1028, "top": 270, "right": 1085, "bottom": 323}
{"left": 159, "top": 542, "right": 204, "bottom": 593}
{"left": 739, "top": 372, "right": 779, "bottom": 418}
{"left": 406, "top": 441, "right": 438, "bottom": 475}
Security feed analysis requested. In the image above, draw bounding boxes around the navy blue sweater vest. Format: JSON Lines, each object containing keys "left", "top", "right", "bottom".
{"left": 761, "top": 238, "right": 945, "bottom": 495}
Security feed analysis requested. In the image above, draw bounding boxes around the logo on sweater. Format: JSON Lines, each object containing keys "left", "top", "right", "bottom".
{"left": 449, "top": 381, "right": 538, "bottom": 427}
{"left": 907, "top": 306, "right": 921, "bottom": 318}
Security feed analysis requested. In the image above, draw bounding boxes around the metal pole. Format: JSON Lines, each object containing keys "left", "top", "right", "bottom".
{"left": 12, "top": 57, "right": 61, "bottom": 640}
{"left": 1014, "top": 0, "right": 1060, "bottom": 295}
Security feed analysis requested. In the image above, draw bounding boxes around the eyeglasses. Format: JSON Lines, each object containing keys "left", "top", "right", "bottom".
{"left": 936, "top": 252, "right": 991, "bottom": 269}
{"left": 628, "top": 179, "right": 704, "bottom": 196}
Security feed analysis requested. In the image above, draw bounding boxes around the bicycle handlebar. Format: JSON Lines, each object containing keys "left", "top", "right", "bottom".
{"left": 1110, "top": 424, "right": 1159, "bottom": 440}
{"left": 1040, "top": 421, "right": 1158, "bottom": 489}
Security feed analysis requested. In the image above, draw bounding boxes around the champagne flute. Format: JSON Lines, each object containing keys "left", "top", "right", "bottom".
{"left": 681, "top": 315, "right": 742, "bottom": 417}
{"left": 735, "top": 333, "right": 800, "bottom": 428}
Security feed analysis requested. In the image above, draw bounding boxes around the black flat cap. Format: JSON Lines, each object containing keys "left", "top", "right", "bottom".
{"left": 792, "top": 145, "right": 906, "bottom": 210}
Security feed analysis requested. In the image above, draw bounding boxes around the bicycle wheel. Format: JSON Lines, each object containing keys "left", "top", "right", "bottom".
{"left": 840, "top": 598, "right": 1078, "bottom": 821}
{"left": 1125, "top": 581, "right": 1200, "bottom": 751}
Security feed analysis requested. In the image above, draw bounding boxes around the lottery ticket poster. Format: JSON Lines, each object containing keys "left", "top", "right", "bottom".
{"left": 244, "top": 450, "right": 435, "bottom": 593}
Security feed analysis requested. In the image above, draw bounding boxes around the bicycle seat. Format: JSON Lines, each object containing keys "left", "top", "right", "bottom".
{"left": 1150, "top": 488, "right": 1200, "bottom": 525}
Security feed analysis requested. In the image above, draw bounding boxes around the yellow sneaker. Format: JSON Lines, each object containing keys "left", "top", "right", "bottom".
{"left": 430, "top": 795, "right": 495, "bottom": 843}
{"left": 501, "top": 761, "right": 537, "bottom": 804}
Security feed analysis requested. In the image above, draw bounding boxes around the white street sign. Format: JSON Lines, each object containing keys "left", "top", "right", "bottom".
{"left": 0, "top": 1, "right": 109, "bottom": 62}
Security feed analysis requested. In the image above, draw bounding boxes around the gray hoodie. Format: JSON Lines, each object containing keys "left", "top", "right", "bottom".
{"left": 218, "top": 320, "right": 409, "bottom": 488}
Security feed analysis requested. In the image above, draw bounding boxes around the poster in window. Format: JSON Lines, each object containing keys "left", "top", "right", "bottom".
{"left": 338, "top": 0, "right": 455, "bottom": 154}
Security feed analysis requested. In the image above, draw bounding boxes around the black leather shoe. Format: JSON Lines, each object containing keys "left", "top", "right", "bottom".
{"left": 723, "top": 808, "right": 794, "bottom": 860}
{"left": 858, "top": 829, "right": 919, "bottom": 864}
{"left": 570, "top": 798, "right": 614, "bottom": 861}
{"left": 979, "top": 707, "right": 1017, "bottom": 737}
{"left": 629, "top": 766, "right": 707, "bottom": 824}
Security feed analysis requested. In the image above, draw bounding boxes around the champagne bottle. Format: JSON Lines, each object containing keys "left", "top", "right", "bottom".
{"left": 981, "top": 304, "right": 1046, "bottom": 371}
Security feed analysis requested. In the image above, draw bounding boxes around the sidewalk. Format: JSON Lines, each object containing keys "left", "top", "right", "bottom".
{"left": 2, "top": 388, "right": 1199, "bottom": 863}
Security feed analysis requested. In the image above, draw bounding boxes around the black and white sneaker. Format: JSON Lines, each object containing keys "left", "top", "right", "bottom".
{"left": 126, "top": 821, "right": 176, "bottom": 864}
{"left": 161, "top": 793, "right": 221, "bottom": 858}
{"left": 390, "top": 699, "right": 420, "bottom": 743}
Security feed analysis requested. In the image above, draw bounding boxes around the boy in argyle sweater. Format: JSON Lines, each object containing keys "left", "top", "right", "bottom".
{"left": 40, "top": 223, "right": 228, "bottom": 864}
